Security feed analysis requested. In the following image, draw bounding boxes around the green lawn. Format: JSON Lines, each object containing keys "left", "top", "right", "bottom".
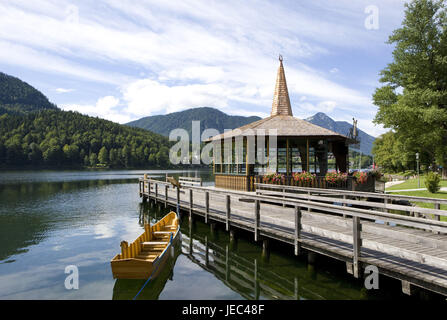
{"left": 386, "top": 176, "right": 447, "bottom": 191}
{"left": 389, "top": 190, "right": 447, "bottom": 221}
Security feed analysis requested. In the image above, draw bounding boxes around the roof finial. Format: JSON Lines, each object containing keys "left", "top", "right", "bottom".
{"left": 279, "top": 54, "right": 283, "bottom": 62}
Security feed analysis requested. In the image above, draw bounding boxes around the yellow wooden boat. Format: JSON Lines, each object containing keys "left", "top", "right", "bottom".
{"left": 111, "top": 211, "right": 180, "bottom": 279}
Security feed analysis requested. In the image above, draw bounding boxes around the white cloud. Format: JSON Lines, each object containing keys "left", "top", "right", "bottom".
{"left": 61, "top": 95, "right": 133, "bottom": 124}
{"left": 297, "top": 100, "right": 337, "bottom": 114}
{"left": 330, "top": 68, "right": 339, "bottom": 74}
{"left": 0, "top": 0, "right": 405, "bottom": 131}
{"left": 121, "top": 79, "right": 230, "bottom": 117}
{"left": 55, "top": 88, "right": 74, "bottom": 93}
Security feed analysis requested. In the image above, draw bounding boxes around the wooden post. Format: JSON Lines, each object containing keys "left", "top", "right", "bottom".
{"left": 176, "top": 187, "right": 180, "bottom": 209}
{"left": 434, "top": 203, "right": 440, "bottom": 234}
{"left": 307, "top": 191, "right": 311, "bottom": 212}
{"left": 254, "top": 199, "right": 260, "bottom": 242}
{"left": 342, "top": 195, "right": 347, "bottom": 218}
{"left": 205, "top": 235, "right": 209, "bottom": 266}
{"left": 226, "top": 195, "right": 231, "bottom": 231}
{"left": 353, "top": 215, "right": 362, "bottom": 278}
{"left": 282, "top": 185, "right": 286, "bottom": 207}
{"left": 120, "top": 241, "right": 128, "bottom": 259}
{"left": 189, "top": 189, "right": 193, "bottom": 220}
{"left": 295, "top": 206, "right": 302, "bottom": 256}
{"left": 139, "top": 180, "right": 142, "bottom": 196}
{"left": 205, "top": 191, "right": 209, "bottom": 224}
{"left": 155, "top": 183, "right": 158, "bottom": 203}
{"left": 148, "top": 179, "right": 151, "bottom": 198}
{"left": 165, "top": 185, "right": 168, "bottom": 205}
{"left": 225, "top": 244, "right": 230, "bottom": 281}
{"left": 254, "top": 258, "right": 259, "bottom": 300}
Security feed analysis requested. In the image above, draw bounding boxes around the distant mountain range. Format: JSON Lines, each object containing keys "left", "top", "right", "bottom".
{"left": 126, "top": 107, "right": 262, "bottom": 137}
{"left": 128, "top": 108, "right": 375, "bottom": 155}
{"left": 305, "top": 112, "right": 375, "bottom": 155}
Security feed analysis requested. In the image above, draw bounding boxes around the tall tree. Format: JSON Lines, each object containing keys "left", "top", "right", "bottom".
{"left": 373, "top": 0, "right": 447, "bottom": 172}
{"left": 98, "top": 146, "right": 109, "bottom": 165}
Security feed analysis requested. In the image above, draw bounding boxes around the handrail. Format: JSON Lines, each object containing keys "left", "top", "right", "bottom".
{"left": 255, "top": 188, "right": 447, "bottom": 218}
{"left": 140, "top": 178, "right": 447, "bottom": 232}
{"left": 254, "top": 182, "right": 447, "bottom": 205}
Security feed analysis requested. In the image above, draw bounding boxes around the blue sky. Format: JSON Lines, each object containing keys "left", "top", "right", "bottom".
{"left": 0, "top": 0, "right": 407, "bottom": 137}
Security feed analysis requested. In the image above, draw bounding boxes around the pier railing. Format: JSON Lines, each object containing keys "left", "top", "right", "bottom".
{"left": 140, "top": 177, "right": 447, "bottom": 294}
{"left": 254, "top": 182, "right": 447, "bottom": 222}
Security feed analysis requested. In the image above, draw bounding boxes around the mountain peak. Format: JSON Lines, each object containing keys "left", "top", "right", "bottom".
{"left": 305, "top": 112, "right": 336, "bottom": 131}
{"left": 305, "top": 112, "right": 375, "bottom": 155}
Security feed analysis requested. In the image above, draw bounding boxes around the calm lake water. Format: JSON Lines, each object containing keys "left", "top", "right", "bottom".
{"left": 0, "top": 169, "right": 414, "bottom": 300}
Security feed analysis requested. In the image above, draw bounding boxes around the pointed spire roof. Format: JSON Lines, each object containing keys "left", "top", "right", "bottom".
{"left": 271, "top": 55, "right": 293, "bottom": 116}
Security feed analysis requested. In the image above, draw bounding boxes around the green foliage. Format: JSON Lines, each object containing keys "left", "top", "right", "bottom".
{"left": 0, "top": 110, "right": 173, "bottom": 168}
{"left": 0, "top": 72, "right": 57, "bottom": 114}
{"left": 348, "top": 149, "right": 373, "bottom": 169}
{"left": 372, "top": 131, "right": 419, "bottom": 173}
{"left": 425, "top": 171, "right": 441, "bottom": 193}
{"left": 373, "top": 0, "right": 447, "bottom": 171}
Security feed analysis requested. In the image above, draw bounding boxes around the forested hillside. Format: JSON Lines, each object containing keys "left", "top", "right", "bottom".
{"left": 0, "top": 110, "right": 172, "bottom": 168}
{"left": 127, "top": 107, "right": 262, "bottom": 137}
{"left": 0, "top": 72, "right": 57, "bottom": 114}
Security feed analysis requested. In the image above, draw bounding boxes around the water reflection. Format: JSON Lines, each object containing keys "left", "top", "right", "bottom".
{"left": 0, "top": 170, "right": 412, "bottom": 300}
{"left": 130, "top": 200, "right": 371, "bottom": 300}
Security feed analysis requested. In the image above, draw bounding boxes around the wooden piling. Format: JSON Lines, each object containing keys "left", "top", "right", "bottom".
{"left": 353, "top": 216, "right": 362, "bottom": 278}
{"left": 294, "top": 206, "right": 302, "bottom": 256}
{"left": 254, "top": 199, "right": 260, "bottom": 242}
{"left": 205, "top": 191, "right": 209, "bottom": 224}
{"left": 189, "top": 189, "right": 193, "bottom": 220}
{"left": 226, "top": 195, "right": 231, "bottom": 231}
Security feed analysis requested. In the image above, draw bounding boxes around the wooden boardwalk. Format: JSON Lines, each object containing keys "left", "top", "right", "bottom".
{"left": 140, "top": 178, "right": 447, "bottom": 297}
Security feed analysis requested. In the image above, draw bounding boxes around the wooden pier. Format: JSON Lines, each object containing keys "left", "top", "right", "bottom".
{"left": 139, "top": 177, "right": 447, "bottom": 297}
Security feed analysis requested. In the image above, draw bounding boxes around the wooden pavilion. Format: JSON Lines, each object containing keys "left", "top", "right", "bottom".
{"left": 207, "top": 57, "right": 352, "bottom": 191}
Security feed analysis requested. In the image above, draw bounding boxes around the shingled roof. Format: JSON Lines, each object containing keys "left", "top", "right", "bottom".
{"left": 207, "top": 56, "right": 347, "bottom": 142}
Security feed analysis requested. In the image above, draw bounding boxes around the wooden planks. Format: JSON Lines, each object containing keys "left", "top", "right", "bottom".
{"left": 142, "top": 178, "right": 447, "bottom": 296}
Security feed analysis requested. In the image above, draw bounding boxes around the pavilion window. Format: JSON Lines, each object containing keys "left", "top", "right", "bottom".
{"left": 213, "top": 141, "right": 222, "bottom": 173}
{"left": 277, "top": 139, "right": 287, "bottom": 174}
{"left": 291, "top": 145, "right": 302, "bottom": 173}
{"left": 235, "top": 137, "right": 245, "bottom": 175}
{"left": 254, "top": 137, "right": 268, "bottom": 175}
{"left": 327, "top": 152, "right": 336, "bottom": 171}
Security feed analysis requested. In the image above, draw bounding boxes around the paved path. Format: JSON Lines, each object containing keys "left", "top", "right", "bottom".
{"left": 387, "top": 187, "right": 447, "bottom": 193}
{"left": 385, "top": 180, "right": 405, "bottom": 188}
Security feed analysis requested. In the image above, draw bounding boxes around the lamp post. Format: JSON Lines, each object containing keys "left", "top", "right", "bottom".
{"left": 416, "top": 153, "right": 420, "bottom": 188}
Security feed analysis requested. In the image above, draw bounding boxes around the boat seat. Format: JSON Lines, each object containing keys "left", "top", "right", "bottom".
{"left": 142, "top": 241, "right": 168, "bottom": 245}
{"left": 153, "top": 231, "right": 172, "bottom": 235}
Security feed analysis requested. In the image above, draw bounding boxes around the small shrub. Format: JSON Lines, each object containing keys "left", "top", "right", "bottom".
{"left": 353, "top": 171, "right": 368, "bottom": 184}
{"left": 262, "top": 173, "right": 285, "bottom": 184}
{"left": 425, "top": 172, "right": 441, "bottom": 193}
{"left": 292, "top": 171, "right": 316, "bottom": 184}
{"left": 325, "top": 171, "right": 348, "bottom": 184}
{"left": 369, "top": 169, "right": 382, "bottom": 180}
